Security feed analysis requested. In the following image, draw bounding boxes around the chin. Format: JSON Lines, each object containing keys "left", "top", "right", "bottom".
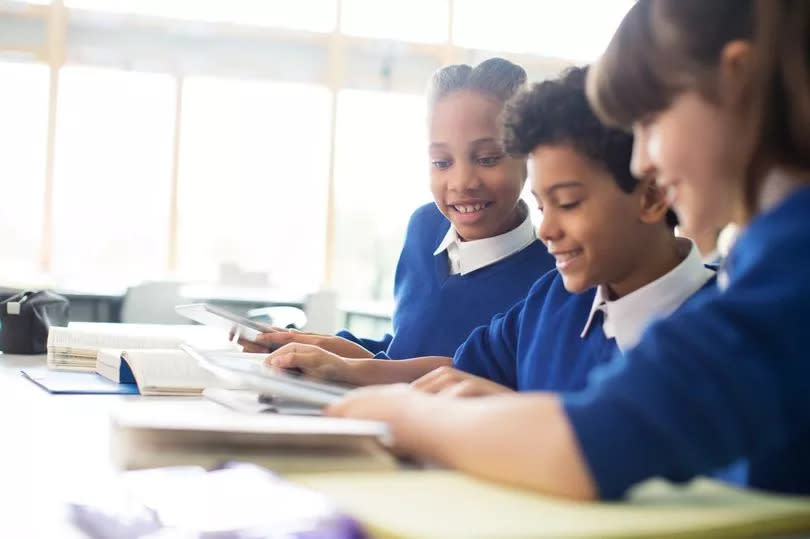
{"left": 560, "top": 275, "right": 588, "bottom": 294}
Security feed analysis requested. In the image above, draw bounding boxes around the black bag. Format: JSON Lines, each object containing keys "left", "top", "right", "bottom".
{"left": 0, "top": 290, "right": 69, "bottom": 354}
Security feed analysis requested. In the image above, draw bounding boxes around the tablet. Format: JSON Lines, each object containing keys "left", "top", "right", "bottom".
{"left": 175, "top": 303, "right": 276, "bottom": 345}
{"left": 180, "top": 344, "right": 353, "bottom": 407}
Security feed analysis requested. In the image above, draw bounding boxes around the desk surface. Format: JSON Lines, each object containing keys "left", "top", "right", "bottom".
{"left": 0, "top": 353, "right": 222, "bottom": 536}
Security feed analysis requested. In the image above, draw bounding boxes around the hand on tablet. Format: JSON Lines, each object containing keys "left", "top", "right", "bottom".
{"left": 411, "top": 366, "right": 513, "bottom": 397}
{"left": 248, "top": 330, "right": 374, "bottom": 359}
{"left": 265, "top": 343, "right": 358, "bottom": 384}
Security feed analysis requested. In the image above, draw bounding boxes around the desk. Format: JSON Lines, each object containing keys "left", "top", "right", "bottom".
{"left": 4, "top": 353, "right": 810, "bottom": 538}
{"left": 0, "top": 353, "right": 222, "bottom": 536}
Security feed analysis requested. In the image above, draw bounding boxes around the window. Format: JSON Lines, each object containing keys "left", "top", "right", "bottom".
{"left": 51, "top": 66, "right": 176, "bottom": 285}
{"left": 0, "top": 61, "right": 49, "bottom": 281}
{"left": 453, "top": 0, "right": 633, "bottom": 62}
{"left": 175, "top": 77, "right": 331, "bottom": 290}
{"left": 332, "top": 90, "right": 429, "bottom": 302}
{"left": 65, "top": 0, "right": 337, "bottom": 32}
{"left": 341, "top": 0, "right": 448, "bottom": 44}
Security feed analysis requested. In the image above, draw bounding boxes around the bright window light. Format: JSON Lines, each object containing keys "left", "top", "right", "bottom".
{"left": 341, "top": 0, "right": 449, "bottom": 43}
{"left": 0, "top": 61, "right": 49, "bottom": 280}
{"left": 65, "top": 0, "right": 337, "bottom": 32}
{"left": 453, "top": 0, "right": 633, "bottom": 62}
{"left": 176, "top": 77, "right": 331, "bottom": 289}
{"left": 332, "top": 90, "right": 429, "bottom": 302}
{"left": 51, "top": 66, "right": 176, "bottom": 285}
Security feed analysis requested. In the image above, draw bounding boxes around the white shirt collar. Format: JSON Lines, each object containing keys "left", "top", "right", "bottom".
{"left": 433, "top": 201, "right": 536, "bottom": 275}
{"left": 580, "top": 238, "right": 715, "bottom": 351}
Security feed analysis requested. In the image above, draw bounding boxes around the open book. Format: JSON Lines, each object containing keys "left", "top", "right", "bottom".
{"left": 110, "top": 400, "right": 397, "bottom": 473}
{"left": 97, "top": 349, "right": 269, "bottom": 396}
{"left": 47, "top": 323, "right": 238, "bottom": 372}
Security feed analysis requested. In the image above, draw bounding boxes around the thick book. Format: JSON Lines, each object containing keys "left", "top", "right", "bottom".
{"left": 110, "top": 400, "right": 397, "bottom": 473}
{"left": 46, "top": 323, "right": 238, "bottom": 372}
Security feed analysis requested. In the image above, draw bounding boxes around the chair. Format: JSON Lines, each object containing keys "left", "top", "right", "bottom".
{"left": 119, "top": 281, "right": 187, "bottom": 324}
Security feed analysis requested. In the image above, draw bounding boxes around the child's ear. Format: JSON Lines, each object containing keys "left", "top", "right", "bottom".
{"left": 638, "top": 179, "right": 670, "bottom": 225}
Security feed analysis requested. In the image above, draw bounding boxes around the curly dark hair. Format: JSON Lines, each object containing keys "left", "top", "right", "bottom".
{"left": 503, "top": 66, "right": 677, "bottom": 227}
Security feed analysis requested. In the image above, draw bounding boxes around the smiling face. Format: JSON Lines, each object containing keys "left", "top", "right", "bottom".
{"left": 429, "top": 90, "right": 527, "bottom": 241}
{"left": 631, "top": 91, "right": 745, "bottom": 235}
{"left": 532, "top": 144, "right": 660, "bottom": 296}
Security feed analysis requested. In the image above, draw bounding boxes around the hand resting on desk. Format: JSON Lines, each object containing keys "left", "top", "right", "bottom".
{"left": 411, "top": 366, "right": 513, "bottom": 397}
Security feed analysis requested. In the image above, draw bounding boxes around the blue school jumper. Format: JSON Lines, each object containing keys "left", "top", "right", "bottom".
{"left": 454, "top": 269, "right": 716, "bottom": 393}
{"left": 564, "top": 186, "right": 810, "bottom": 499}
{"left": 337, "top": 202, "right": 555, "bottom": 359}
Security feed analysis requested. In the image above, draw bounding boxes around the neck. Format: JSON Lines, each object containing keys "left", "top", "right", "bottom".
{"left": 606, "top": 231, "right": 683, "bottom": 300}
{"left": 687, "top": 227, "right": 719, "bottom": 259}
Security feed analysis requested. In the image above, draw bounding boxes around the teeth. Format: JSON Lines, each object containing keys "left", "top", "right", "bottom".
{"left": 453, "top": 203, "right": 486, "bottom": 213}
{"left": 555, "top": 250, "right": 580, "bottom": 262}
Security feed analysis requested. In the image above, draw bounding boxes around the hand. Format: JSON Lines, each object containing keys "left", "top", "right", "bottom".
{"left": 411, "top": 366, "right": 513, "bottom": 397}
{"left": 326, "top": 384, "right": 427, "bottom": 454}
{"left": 247, "top": 330, "right": 374, "bottom": 358}
{"left": 265, "top": 343, "right": 356, "bottom": 383}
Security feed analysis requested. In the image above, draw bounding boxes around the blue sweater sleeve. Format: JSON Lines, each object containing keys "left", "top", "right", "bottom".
{"left": 452, "top": 272, "right": 558, "bottom": 388}
{"left": 452, "top": 300, "right": 524, "bottom": 389}
{"left": 563, "top": 214, "right": 810, "bottom": 499}
{"left": 335, "top": 330, "right": 393, "bottom": 355}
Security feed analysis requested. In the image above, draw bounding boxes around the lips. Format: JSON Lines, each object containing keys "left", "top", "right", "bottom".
{"left": 449, "top": 201, "right": 492, "bottom": 214}
{"left": 549, "top": 248, "right": 583, "bottom": 271}
{"left": 447, "top": 201, "right": 493, "bottom": 225}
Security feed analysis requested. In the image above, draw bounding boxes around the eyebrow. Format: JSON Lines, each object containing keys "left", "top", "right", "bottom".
{"left": 543, "top": 181, "right": 586, "bottom": 195}
{"left": 429, "top": 137, "right": 501, "bottom": 151}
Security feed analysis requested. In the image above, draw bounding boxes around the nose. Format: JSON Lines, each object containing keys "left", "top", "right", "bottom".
{"left": 631, "top": 125, "right": 656, "bottom": 181}
{"left": 537, "top": 207, "right": 562, "bottom": 246}
{"left": 446, "top": 160, "right": 482, "bottom": 192}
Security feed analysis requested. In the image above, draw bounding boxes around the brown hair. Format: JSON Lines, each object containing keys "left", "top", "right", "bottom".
{"left": 587, "top": 0, "right": 755, "bottom": 129}
{"left": 588, "top": 0, "right": 810, "bottom": 218}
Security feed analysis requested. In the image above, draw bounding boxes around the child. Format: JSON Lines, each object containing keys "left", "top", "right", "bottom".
{"left": 265, "top": 67, "right": 714, "bottom": 397}
{"left": 413, "top": 66, "right": 715, "bottom": 396}
{"left": 247, "top": 58, "right": 554, "bottom": 362}
{"left": 326, "top": 0, "right": 810, "bottom": 501}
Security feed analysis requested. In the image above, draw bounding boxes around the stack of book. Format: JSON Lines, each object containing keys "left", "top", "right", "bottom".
{"left": 46, "top": 322, "right": 238, "bottom": 372}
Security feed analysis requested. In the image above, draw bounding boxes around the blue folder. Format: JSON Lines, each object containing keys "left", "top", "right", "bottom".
{"left": 21, "top": 366, "right": 139, "bottom": 395}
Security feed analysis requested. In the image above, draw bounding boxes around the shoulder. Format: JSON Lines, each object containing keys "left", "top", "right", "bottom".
{"left": 407, "top": 202, "right": 448, "bottom": 231}
{"left": 526, "top": 269, "right": 568, "bottom": 304}
{"left": 737, "top": 187, "right": 810, "bottom": 267}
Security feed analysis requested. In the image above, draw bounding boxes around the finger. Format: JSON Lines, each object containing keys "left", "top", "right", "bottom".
{"left": 268, "top": 345, "right": 328, "bottom": 370}
{"left": 239, "top": 340, "right": 268, "bottom": 353}
{"left": 418, "top": 372, "right": 463, "bottom": 394}
{"left": 255, "top": 331, "right": 294, "bottom": 345}
{"left": 411, "top": 370, "right": 443, "bottom": 390}
{"left": 411, "top": 365, "right": 457, "bottom": 390}
{"left": 443, "top": 379, "right": 482, "bottom": 398}
{"left": 325, "top": 398, "right": 348, "bottom": 417}
{"left": 265, "top": 342, "right": 311, "bottom": 361}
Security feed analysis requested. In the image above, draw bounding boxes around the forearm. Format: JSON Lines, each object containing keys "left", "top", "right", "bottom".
{"left": 395, "top": 393, "right": 596, "bottom": 500}
{"left": 347, "top": 356, "right": 452, "bottom": 385}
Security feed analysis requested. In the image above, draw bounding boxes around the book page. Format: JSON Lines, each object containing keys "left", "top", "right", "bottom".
{"left": 125, "top": 350, "right": 227, "bottom": 394}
